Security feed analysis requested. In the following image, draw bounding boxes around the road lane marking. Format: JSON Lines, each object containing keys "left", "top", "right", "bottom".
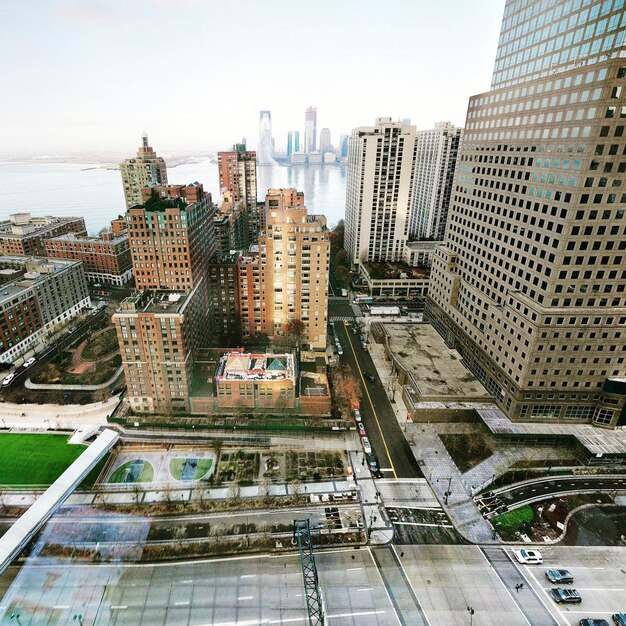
{"left": 327, "top": 609, "right": 386, "bottom": 620}
{"left": 389, "top": 545, "right": 432, "bottom": 626}
{"left": 240, "top": 574, "right": 256, "bottom": 578}
{"left": 519, "top": 561, "right": 570, "bottom": 626}
{"left": 346, "top": 567, "right": 362, "bottom": 571}
{"left": 238, "top": 596, "right": 254, "bottom": 601}
{"left": 357, "top": 587, "right": 373, "bottom": 592}
{"left": 476, "top": 548, "right": 533, "bottom": 626}
{"left": 53, "top": 605, "right": 70, "bottom": 609}
{"left": 343, "top": 321, "right": 397, "bottom": 479}
{"left": 110, "top": 605, "right": 128, "bottom": 610}
{"left": 175, "top": 601, "right": 190, "bottom": 606}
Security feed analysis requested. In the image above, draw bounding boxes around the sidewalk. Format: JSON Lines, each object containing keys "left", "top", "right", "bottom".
{"left": 368, "top": 337, "right": 497, "bottom": 544}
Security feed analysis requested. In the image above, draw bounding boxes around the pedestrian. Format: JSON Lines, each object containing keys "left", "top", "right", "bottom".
{"left": 519, "top": 583, "right": 524, "bottom": 590}
{"left": 515, "top": 584, "right": 520, "bottom": 593}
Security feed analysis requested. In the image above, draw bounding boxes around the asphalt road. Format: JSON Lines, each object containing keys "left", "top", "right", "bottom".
{"left": 478, "top": 476, "right": 626, "bottom": 514}
{"left": 334, "top": 320, "right": 421, "bottom": 480}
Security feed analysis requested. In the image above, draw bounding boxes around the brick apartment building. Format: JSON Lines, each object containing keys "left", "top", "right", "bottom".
{"left": 0, "top": 213, "right": 87, "bottom": 257}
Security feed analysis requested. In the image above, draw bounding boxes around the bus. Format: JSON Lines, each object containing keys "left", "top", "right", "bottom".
{"left": 353, "top": 295, "right": 373, "bottom": 305}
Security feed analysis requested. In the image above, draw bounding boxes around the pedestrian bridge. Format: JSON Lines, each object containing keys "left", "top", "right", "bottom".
{"left": 0, "top": 428, "right": 118, "bottom": 575}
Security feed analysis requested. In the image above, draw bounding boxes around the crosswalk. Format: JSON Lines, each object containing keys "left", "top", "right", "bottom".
{"left": 329, "top": 316, "right": 354, "bottom": 322}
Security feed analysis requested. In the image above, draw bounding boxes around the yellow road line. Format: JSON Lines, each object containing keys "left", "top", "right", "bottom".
{"left": 343, "top": 321, "right": 397, "bottom": 479}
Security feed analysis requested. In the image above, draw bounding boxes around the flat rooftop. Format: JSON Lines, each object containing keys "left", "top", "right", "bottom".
{"left": 117, "top": 290, "right": 190, "bottom": 314}
{"left": 361, "top": 261, "right": 430, "bottom": 280}
{"left": 216, "top": 352, "right": 294, "bottom": 382}
{"left": 383, "top": 323, "right": 491, "bottom": 401}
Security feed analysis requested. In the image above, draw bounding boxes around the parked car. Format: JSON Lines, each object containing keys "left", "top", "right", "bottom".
{"left": 579, "top": 619, "right": 609, "bottom": 626}
{"left": 357, "top": 422, "right": 366, "bottom": 436}
{"left": 364, "top": 373, "right": 376, "bottom": 383}
{"left": 1, "top": 373, "right": 15, "bottom": 387}
{"left": 337, "top": 346, "right": 343, "bottom": 356}
{"left": 352, "top": 408, "right": 362, "bottom": 421}
{"left": 362, "top": 342, "right": 368, "bottom": 351}
{"left": 351, "top": 327, "right": 358, "bottom": 335}
{"left": 513, "top": 548, "right": 543, "bottom": 564}
{"left": 365, "top": 452, "right": 379, "bottom": 472}
{"left": 361, "top": 437, "right": 372, "bottom": 454}
{"left": 612, "top": 614, "right": 626, "bottom": 626}
{"left": 545, "top": 569, "right": 573, "bottom": 584}
{"left": 23, "top": 357, "right": 36, "bottom": 369}
{"left": 549, "top": 588, "right": 581, "bottom": 604}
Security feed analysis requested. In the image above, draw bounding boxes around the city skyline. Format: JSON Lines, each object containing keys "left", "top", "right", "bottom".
{"left": 1, "top": 0, "right": 504, "bottom": 154}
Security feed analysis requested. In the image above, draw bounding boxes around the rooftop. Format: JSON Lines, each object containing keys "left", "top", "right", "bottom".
{"left": 46, "top": 232, "right": 128, "bottom": 245}
{"left": 383, "top": 323, "right": 491, "bottom": 401}
{"left": 0, "top": 214, "right": 85, "bottom": 239}
{"left": 117, "top": 290, "right": 190, "bottom": 314}
{"left": 216, "top": 352, "right": 295, "bottom": 383}
{"left": 361, "top": 261, "right": 430, "bottom": 281}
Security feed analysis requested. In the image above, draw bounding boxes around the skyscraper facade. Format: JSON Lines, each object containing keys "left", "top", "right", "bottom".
{"left": 305, "top": 106, "right": 317, "bottom": 153}
{"left": 120, "top": 134, "right": 168, "bottom": 209}
{"left": 410, "top": 122, "right": 464, "bottom": 241}
{"left": 319, "top": 128, "right": 332, "bottom": 153}
{"left": 113, "top": 183, "right": 215, "bottom": 414}
{"left": 258, "top": 110, "right": 275, "bottom": 165}
{"left": 236, "top": 189, "right": 329, "bottom": 350}
{"left": 344, "top": 118, "right": 418, "bottom": 264}
{"left": 427, "top": 0, "right": 626, "bottom": 428}
{"left": 217, "top": 145, "right": 259, "bottom": 246}
{"left": 287, "top": 131, "right": 300, "bottom": 156}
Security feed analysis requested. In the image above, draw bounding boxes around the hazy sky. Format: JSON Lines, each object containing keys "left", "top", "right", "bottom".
{"left": 1, "top": 0, "right": 504, "bottom": 154}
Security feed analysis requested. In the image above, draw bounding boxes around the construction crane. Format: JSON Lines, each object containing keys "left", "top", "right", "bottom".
{"left": 293, "top": 519, "right": 324, "bottom": 626}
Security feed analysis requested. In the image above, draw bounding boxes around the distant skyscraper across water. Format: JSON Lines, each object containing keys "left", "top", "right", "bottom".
{"left": 319, "top": 128, "right": 332, "bottom": 153}
{"left": 305, "top": 106, "right": 317, "bottom": 153}
{"left": 427, "top": 0, "right": 626, "bottom": 428}
{"left": 287, "top": 130, "right": 300, "bottom": 156}
{"left": 258, "top": 110, "right": 276, "bottom": 165}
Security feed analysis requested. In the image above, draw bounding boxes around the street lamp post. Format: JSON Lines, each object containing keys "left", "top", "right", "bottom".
{"left": 73, "top": 615, "right": 84, "bottom": 626}
{"left": 467, "top": 606, "right": 474, "bottom": 626}
{"left": 444, "top": 477, "right": 453, "bottom": 505}
{"left": 10, "top": 613, "right": 22, "bottom": 626}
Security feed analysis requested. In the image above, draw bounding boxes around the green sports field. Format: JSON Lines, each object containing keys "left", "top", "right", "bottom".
{"left": 0, "top": 433, "right": 87, "bottom": 487}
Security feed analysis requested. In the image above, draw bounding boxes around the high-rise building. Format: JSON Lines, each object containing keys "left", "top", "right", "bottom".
{"left": 319, "top": 128, "right": 332, "bottom": 153}
{"left": 287, "top": 131, "right": 300, "bottom": 156}
{"left": 344, "top": 117, "right": 418, "bottom": 264}
{"left": 339, "top": 134, "right": 349, "bottom": 159}
{"left": 410, "top": 122, "right": 464, "bottom": 241}
{"left": 238, "top": 189, "right": 329, "bottom": 350}
{"left": 217, "top": 145, "right": 259, "bottom": 246}
{"left": 305, "top": 106, "right": 317, "bottom": 153}
{"left": 427, "top": 0, "right": 626, "bottom": 428}
{"left": 0, "top": 256, "right": 90, "bottom": 364}
{"left": 258, "top": 110, "right": 275, "bottom": 165}
{"left": 119, "top": 134, "right": 168, "bottom": 209}
{"left": 113, "top": 182, "right": 215, "bottom": 414}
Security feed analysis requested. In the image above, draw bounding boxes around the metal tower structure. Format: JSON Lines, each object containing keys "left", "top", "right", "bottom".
{"left": 293, "top": 519, "right": 324, "bottom": 626}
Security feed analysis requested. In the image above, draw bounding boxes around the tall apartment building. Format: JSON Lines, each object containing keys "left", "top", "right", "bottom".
{"left": 113, "top": 182, "right": 215, "bottom": 414}
{"left": 208, "top": 251, "right": 241, "bottom": 347}
{"left": 257, "top": 189, "right": 329, "bottom": 349}
{"left": 427, "top": 0, "right": 626, "bottom": 428}
{"left": 305, "top": 106, "right": 317, "bottom": 153}
{"left": 0, "top": 214, "right": 87, "bottom": 257}
{"left": 410, "top": 122, "right": 464, "bottom": 241}
{"left": 217, "top": 145, "right": 260, "bottom": 245}
{"left": 0, "top": 257, "right": 90, "bottom": 364}
{"left": 345, "top": 118, "right": 418, "bottom": 263}
{"left": 120, "top": 134, "right": 168, "bottom": 209}
{"left": 44, "top": 221, "right": 132, "bottom": 286}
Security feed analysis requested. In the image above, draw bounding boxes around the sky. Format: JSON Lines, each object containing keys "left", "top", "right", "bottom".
{"left": 0, "top": 0, "right": 505, "bottom": 155}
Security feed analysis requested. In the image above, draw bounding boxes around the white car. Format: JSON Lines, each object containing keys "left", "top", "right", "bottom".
{"left": 23, "top": 357, "right": 36, "bottom": 368}
{"left": 2, "top": 373, "right": 15, "bottom": 387}
{"left": 513, "top": 548, "right": 543, "bottom": 564}
{"left": 361, "top": 437, "right": 372, "bottom": 454}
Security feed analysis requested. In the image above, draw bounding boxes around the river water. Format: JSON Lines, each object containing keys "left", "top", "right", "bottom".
{"left": 0, "top": 160, "right": 347, "bottom": 234}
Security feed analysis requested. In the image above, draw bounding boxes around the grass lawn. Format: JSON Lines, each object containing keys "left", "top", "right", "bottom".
{"left": 169, "top": 458, "right": 185, "bottom": 480}
{"left": 195, "top": 458, "right": 212, "bottom": 479}
{"left": 0, "top": 433, "right": 86, "bottom": 487}
{"left": 108, "top": 459, "right": 154, "bottom": 484}
{"left": 82, "top": 328, "right": 119, "bottom": 361}
{"left": 493, "top": 505, "right": 535, "bottom": 539}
